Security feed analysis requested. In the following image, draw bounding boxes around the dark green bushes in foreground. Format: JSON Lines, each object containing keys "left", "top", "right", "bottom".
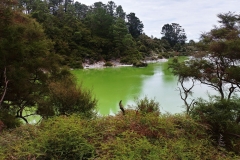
{"left": 1, "top": 112, "right": 239, "bottom": 159}
{"left": 190, "top": 97, "right": 240, "bottom": 153}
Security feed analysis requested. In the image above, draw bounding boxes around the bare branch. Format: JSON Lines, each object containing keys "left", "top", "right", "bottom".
{"left": 0, "top": 67, "right": 9, "bottom": 109}
{"left": 23, "top": 113, "right": 38, "bottom": 118}
{"left": 177, "top": 77, "right": 195, "bottom": 115}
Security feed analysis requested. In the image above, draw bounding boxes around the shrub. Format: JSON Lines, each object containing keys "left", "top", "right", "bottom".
{"left": 37, "top": 67, "right": 98, "bottom": 119}
{"left": 42, "top": 117, "right": 95, "bottom": 159}
{"left": 69, "top": 60, "right": 83, "bottom": 69}
{"left": 190, "top": 97, "right": 240, "bottom": 153}
{"left": 104, "top": 61, "right": 113, "bottom": 67}
{"left": 1, "top": 114, "right": 240, "bottom": 159}
{"left": 158, "top": 54, "right": 163, "bottom": 59}
{"left": 134, "top": 96, "right": 160, "bottom": 115}
{"left": 133, "top": 61, "right": 148, "bottom": 67}
{"left": 47, "top": 78, "right": 97, "bottom": 118}
{"left": 139, "top": 45, "right": 147, "bottom": 52}
{"left": 0, "top": 110, "right": 22, "bottom": 129}
{"left": 162, "top": 52, "right": 170, "bottom": 58}
{"left": 120, "top": 56, "right": 134, "bottom": 64}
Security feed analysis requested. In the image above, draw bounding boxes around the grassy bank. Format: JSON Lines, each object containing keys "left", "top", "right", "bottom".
{"left": 0, "top": 111, "right": 239, "bottom": 159}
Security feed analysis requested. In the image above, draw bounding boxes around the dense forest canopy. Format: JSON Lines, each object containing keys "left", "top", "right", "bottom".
{"left": 16, "top": 0, "right": 189, "bottom": 67}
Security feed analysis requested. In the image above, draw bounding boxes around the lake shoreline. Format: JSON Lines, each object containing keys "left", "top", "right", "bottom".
{"left": 83, "top": 58, "right": 168, "bottom": 69}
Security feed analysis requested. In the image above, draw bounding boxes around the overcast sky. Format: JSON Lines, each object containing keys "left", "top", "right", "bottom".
{"left": 76, "top": 0, "right": 240, "bottom": 41}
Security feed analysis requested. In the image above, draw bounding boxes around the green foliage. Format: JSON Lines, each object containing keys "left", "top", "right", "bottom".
{"left": 190, "top": 97, "right": 240, "bottom": 152}
{"left": 168, "top": 12, "right": 240, "bottom": 154}
{"left": 161, "top": 23, "right": 187, "bottom": 48}
{"left": 133, "top": 96, "right": 160, "bottom": 115}
{"left": 158, "top": 54, "right": 163, "bottom": 59}
{"left": 42, "top": 118, "right": 95, "bottom": 159}
{"left": 104, "top": 61, "right": 113, "bottom": 67}
{"left": 133, "top": 61, "right": 148, "bottom": 67}
{"left": 14, "top": 0, "right": 180, "bottom": 66}
{"left": 112, "top": 18, "right": 129, "bottom": 57}
{"left": 126, "top": 12, "right": 144, "bottom": 38}
{"left": 46, "top": 73, "right": 97, "bottom": 118}
{"left": 0, "top": 110, "right": 22, "bottom": 129}
{"left": 0, "top": 116, "right": 96, "bottom": 159}
{"left": 170, "top": 12, "right": 240, "bottom": 101}
{"left": 68, "top": 60, "right": 83, "bottom": 69}
{"left": 0, "top": 2, "right": 98, "bottom": 124}
{"left": 85, "top": 7, "right": 113, "bottom": 38}
{"left": 10, "top": 0, "right": 186, "bottom": 67}
{"left": 169, "top": 58, "right": 194, "bottom": 79}
{"left": 0, "top": 2, "right": 60, "bottom": 124}
{"left": 1, "top": 114, "right": 239, "bottom": 159}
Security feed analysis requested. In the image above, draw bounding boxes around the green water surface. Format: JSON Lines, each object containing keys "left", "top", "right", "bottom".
{"left": 72, "top": 61, "right": 216, "bottom": 115}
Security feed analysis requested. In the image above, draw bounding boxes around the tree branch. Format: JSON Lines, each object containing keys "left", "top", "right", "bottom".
{"left": 0, "top": 67, "right": 9, "bottom": 109}
{"left": 177, "top": 78, "right": 195, "bottom": 115}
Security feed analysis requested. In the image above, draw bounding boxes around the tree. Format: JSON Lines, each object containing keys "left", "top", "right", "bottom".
{"left": 0, "top": 68, "right": 8, "bottom": 109}
{"left": 112, "top": 18, "right": 128, "bottom": 57}
{"left": 169, "top": 12, "right": 240, "bottom": 113}
{"left": 115, "top": 5, "right": 125, "bottom": 19}
{"left": 126, "top": 12, "right": 144, "bottom": 38}
{"left": 0, "top": 1, "right": 95, "bottom": 125}
{"left": 42, "top": 69, "right": 97, "bottom": 118}
{"left": 190, "top": 97, "right": 240, "bottom": 151}
{"left": 91, "top": 1, "right": 106, "bottom": 10}
{"left": 177, "top": 77, "right": 195, "bottom": 115}
{"left": 169, "top": 13, "right": 240, "bottom": 151}
{"left": 0, "top": 0, "right": 57, "bottom": 123}
{"left": 188, "top": 39, "right": 195, "bottom": 45}
{"left": 161, "top": 23, "right": 187, "bottom": 48}
{"left": 85, "top": 6, "right": 113, "bottom": 38}
{"left": 74, "top": 2, "right": 89, "bottom": 20}
{"left": 217, "top": 11, "right": 240, "bottom": 29}
{"left": 106, "top": 1, "right": 116, "bottom": 17}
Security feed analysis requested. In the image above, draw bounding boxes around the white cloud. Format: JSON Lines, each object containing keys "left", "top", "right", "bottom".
{"left": 76, "top": 0, "right": 240, "bottom": 41}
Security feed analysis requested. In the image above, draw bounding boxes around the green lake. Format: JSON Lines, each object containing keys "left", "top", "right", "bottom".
{"left": 72, "top": 60, "right": 217, "bottom": 115}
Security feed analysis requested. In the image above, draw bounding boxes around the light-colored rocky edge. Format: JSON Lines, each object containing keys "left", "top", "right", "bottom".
{"left": 83, "top": 58, "right": 168, "bottom": 69}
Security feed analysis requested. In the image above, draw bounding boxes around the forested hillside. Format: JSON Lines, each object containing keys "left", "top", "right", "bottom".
{"left": 17, "top": 0, "right": 189, "bottom": 68}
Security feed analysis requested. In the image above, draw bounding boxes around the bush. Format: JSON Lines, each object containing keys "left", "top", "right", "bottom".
{"left": 104, "top": 61, "right": 113, "bottom": 67}
{"left": 48, "top": 80, "right": 97, "bottom": 118}
{"left": 190, "top": 97, "right": 240, "bottom": 153}
{"left": 134, "top": 96, "right": 160, "bottom": 115}
{"left": 158, "top": 54, "right": 163, "bottom": 59}
{"left": 0, "top": 110, "right": 22, "bottom": 129}
{"left": 120, "top": 56, "right": 134, "bottom": 64}
{"left": 44, "top": 73, "right": 98, "bottom": 119}
{"left": 0, "top": 114, "right": 239, "bottom": 159}
{"left": 69, "top": 60, "right": 83, "bottom": 69}
{"left": 42, "top": 117, "right": 95, "bottom": 159}
{"left": 162, "top": 52, "right": 170, "bottom": 58}
{"left": 133, "top": 61, "right": 148, "bottom": 67}
{"left": 0, "top": 116, "right": 96, "bottom": 159}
